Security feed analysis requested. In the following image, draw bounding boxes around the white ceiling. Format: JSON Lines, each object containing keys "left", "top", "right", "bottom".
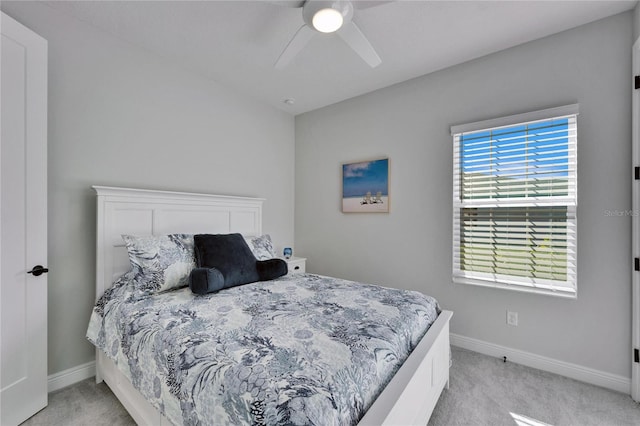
{"left": 44, "top": 0, "right": 636, "bottom": 115}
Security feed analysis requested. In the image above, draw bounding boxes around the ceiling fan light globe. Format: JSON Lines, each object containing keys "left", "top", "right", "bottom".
{"left": 312, "top": 8, "right": 344, "bottom": 33}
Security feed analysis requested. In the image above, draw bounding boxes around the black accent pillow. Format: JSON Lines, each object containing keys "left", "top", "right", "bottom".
{"left": 189, "top": 267, "right": 224, "bottom": 295}
{"left": 190, "top": 233, "right": 287, "bottom": 294}
{"left": 257, "top": 258, "right": 288, "bottom": 281}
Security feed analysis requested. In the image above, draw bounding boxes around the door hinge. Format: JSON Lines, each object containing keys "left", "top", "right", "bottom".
{"left": 635, "top": 166, "right": 640, "bottom": 180}
{"left": 635, "top": 348, "right": 639, "bottom": 363}
{"left": 635, "top": 258, "right": 639, "bottom": 271}
{"left": 635, "top": 75, "right": 640, "bottom": 89}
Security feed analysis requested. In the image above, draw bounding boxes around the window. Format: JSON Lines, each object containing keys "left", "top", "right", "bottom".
{"left": 451, "top": 105, "right": 578, "bottom": 297}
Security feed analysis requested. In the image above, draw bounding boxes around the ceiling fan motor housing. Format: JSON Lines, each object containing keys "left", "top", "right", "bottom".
{"left": 302, "top": 0, "right": 354, "bottom": 31}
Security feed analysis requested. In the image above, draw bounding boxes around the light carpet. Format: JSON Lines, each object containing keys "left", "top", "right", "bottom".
{"left": 429, "top": 347, "right": 640, "bottom": 426}
{"left": 21, "top": 346, "right": 640, "bottom": 425}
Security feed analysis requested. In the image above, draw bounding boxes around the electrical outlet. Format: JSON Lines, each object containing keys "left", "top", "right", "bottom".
{"left": 507, "top": 310, "right": 518, "bottom": 326}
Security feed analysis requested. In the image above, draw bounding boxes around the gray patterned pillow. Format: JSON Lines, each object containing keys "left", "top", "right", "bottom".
{"left": 122, "top": 234, "right": 195, "bottom": 293}
{"left": 244, "top": 234, "right": 277, "bottom": 260}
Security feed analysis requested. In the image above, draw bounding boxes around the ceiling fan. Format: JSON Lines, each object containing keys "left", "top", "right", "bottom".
{"left": 272, "top": 0, "right": 386, "bottom": 69}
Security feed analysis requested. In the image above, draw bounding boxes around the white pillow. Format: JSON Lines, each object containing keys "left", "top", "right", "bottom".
{"left": 122, "top": 234, "right": 195, "bottom": 293}
{"left": 244, "top": 234, "right": 277, "bottom": 260}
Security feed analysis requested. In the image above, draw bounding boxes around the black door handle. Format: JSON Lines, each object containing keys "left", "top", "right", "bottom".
{"left": 27, "top": 265, "right": 48, "bottom": 276}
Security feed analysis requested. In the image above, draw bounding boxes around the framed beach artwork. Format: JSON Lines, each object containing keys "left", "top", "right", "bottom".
{"left": 342, "top": 158, "right": 389, "bottom": 213}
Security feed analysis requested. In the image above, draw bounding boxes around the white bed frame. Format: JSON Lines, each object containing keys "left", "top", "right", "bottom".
{"left": 93, "top": 186, "right": 452, "bottom": 425}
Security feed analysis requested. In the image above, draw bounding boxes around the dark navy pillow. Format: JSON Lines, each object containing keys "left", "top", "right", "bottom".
{"left": 189, "top": 233, "right": 287, "bottom": 294}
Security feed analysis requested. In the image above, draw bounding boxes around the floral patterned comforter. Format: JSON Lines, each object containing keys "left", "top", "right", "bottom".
{"left": 86, "top": 273, "right": 440, "bottom": 425}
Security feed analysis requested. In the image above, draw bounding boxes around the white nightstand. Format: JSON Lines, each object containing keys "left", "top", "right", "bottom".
{"left": 283, "top": 257, "right": 306, "bottom": 275}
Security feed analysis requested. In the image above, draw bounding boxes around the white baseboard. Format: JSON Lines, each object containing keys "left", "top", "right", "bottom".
{"left": 48, "top": 360, "right": 96, "bottom": 393}
{"left": 450, "top": 333, "right": 631, "bottom": 395}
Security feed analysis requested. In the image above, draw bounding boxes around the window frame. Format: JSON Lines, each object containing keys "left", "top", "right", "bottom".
{"left": 451, "top": 104, "right": 579, "bottom": 298}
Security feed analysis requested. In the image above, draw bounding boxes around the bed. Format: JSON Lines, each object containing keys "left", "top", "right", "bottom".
{"left": 88, "top": 186, "right": 453, "bottom": 425}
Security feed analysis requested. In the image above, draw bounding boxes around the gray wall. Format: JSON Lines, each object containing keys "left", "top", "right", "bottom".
{"left": 295, "top": 12, "right": 633, "bottom": 378}
{"left": 1, "top": 2, "right": 295, "bottom": 375}
{"left": 634, "top": 3, "right": 640, "bottom": 42}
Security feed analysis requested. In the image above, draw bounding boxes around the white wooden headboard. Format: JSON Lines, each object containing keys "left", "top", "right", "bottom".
{"left": 93, "top": 186, "right": 264, "bottom": 300}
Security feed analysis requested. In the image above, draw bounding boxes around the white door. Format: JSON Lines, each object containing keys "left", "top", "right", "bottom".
{"left": 0, "top": 12, "right": 48, "bottom": 425}
{"left": 633, "top": 37, "right": 640, "bottom": 403}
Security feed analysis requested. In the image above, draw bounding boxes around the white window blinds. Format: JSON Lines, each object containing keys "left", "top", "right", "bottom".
{"left": 452, "top": 105, "right": 578, "bottom": 297}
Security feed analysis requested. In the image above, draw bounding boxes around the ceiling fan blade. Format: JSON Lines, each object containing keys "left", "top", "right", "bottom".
{"left": 268, "top": 0, "right": 305, "bottom": 8}
{"left": 337, "top": 21, "right": 381, "bottom": 68}
{"left": 268, "top": 0, "right": 391, "bottom": 9}
{"left": 275, "top": 25, "right": 315, "bottom": 69}
{"left": 352, "top": 0, "right": 394, "bottom": 10}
